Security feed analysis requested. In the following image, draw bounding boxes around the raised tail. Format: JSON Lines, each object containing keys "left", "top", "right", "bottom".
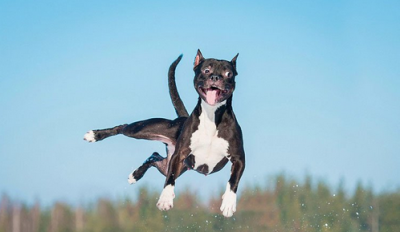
{"left": 168, "top": 55, "right": 189, "bottom": 117}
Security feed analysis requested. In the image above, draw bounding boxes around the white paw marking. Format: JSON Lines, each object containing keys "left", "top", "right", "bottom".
{"left": 220, "top": 183, "right": 237, "bottom": 217}
{"left": 127, "top": 172, "right": 136, "bottom": 184}
{"left": 83, "top": 130, "right": 96, "bottom": 142}
{"left": 156, "top": 185, "right": 175, "bottom": 211}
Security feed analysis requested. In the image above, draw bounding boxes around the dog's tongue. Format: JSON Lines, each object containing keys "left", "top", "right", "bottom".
{"left": 206, "top": 89, "right": 218, "bottom": 105}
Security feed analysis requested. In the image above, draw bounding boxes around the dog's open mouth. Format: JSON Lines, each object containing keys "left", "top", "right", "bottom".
{"left": 200, "top": 86, "right": 229, "bottom": 106}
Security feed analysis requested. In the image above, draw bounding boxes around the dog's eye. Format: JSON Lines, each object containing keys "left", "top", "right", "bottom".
{"left": 225, "top": 71, "right": 231, "bottom": 77}
{"left": 204, "top": 69, "right": 210, "bottom": 74}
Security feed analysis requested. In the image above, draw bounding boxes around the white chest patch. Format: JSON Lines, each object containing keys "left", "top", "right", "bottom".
{"left": 189, "top": 100, "right": 229, "bottom": 174}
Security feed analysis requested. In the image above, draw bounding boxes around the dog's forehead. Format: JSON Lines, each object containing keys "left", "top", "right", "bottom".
{"left": 202, "top": 59, "right": 233, "bottom": 71}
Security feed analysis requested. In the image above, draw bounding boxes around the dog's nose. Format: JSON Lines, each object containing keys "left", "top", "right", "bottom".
{"left": 210, "top": 75, "right": 221, "bottom": 82}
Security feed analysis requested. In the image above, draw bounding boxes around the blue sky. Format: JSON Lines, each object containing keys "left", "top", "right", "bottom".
{"left": 1, "top": 1, "right": 399, "bottom": 206}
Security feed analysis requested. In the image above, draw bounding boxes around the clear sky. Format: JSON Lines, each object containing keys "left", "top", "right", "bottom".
{"left": 1, "top": 1, "right": 399, "bottom": 206}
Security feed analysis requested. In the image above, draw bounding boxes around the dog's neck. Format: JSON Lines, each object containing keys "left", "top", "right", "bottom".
{"left": 200, "top": 99, "right": 226, "bottom": 122}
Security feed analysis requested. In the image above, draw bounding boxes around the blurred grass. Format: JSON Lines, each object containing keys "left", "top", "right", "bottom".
{"left": 1, "top": 174, "right": 399, "bottom": 232}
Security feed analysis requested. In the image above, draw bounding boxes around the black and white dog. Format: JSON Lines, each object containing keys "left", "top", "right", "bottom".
{"left": 84, "top": 50, "right": 245, "bottom": 217}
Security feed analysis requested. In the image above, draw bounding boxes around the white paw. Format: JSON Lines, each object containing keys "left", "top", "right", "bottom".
{"left": 220, "top": 183, "right": 237, "bottom": 217}
{"left": 83, "top": 130, "right": 96, "bottom": 142}
{"left": 156, "top": 185, "right": 175, "bottom": 211}
{"left": 127, "top": 173, "right": 136, "bottom": 184}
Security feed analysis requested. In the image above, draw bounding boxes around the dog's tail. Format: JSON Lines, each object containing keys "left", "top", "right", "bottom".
{"left": 168, "top": 55, "right": 189, "bottom": 117}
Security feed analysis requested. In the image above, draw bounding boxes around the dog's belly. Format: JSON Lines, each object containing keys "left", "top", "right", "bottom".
{"left": 190, "top": 135, "right": 229, "bottom": 173}
{"left": 189, "top": 122, "right": 229, "bottom": 174}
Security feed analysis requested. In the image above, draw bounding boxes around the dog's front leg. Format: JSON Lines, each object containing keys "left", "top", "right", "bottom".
{"left": 220, "top": 155, "right": 245, "bottom": 217}
{"left": 156, "top": 149, "right": 188, "bottom": 211}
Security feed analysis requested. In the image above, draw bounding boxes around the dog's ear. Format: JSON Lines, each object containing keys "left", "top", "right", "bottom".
{"left": 194, "top": 49, "right": 204, "bottom": 69}
{"left": 231, "top": 53, "right": 239, "bottom": 75}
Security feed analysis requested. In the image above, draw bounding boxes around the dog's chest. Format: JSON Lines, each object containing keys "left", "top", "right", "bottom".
{"left": 189, "top": 103, "right": 229, "bottom": 174}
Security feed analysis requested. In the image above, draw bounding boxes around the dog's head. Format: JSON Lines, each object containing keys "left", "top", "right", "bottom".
{"left": 193, "top": 49, "right": 239, "bottom": 106}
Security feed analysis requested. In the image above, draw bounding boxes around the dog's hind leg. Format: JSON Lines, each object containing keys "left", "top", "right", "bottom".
{"left": 84, "top": 117, "right": 185, "bottom": 143}
{"left": 120, "top": 118, "right": 184, "bottom": 141}
{"left": 128, "top": 135, "right": 178, "bottom": 184}
{"left": 84, "top": 124, "right": 127, "bottom": 142}
{"left": 128, "top": 152, "right": 169, "bottom": 184}
{"left": 84, "top": 117, "right": 186, "bottom": 183}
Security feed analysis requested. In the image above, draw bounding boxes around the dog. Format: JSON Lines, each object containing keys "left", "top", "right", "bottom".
{"left": 83, "top": 50, "right": 245, "bottom": 217}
